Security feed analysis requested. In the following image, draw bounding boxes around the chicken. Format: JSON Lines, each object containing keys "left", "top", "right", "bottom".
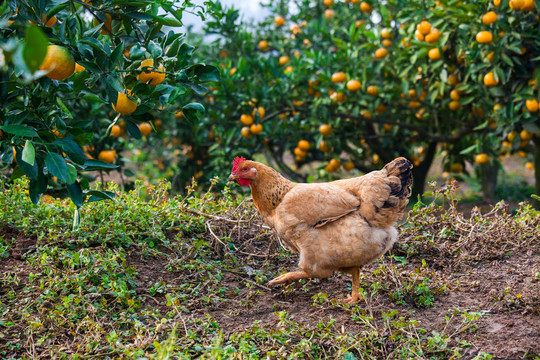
{"left": 228, "top": 156, "right": 413, "bottom": 303}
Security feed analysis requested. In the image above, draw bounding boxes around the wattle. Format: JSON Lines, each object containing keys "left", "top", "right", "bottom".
{"left": 237, "top": 178, "right": 251, "bottom": 186}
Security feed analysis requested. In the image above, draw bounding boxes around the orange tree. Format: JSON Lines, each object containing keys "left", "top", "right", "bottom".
{"left": 180, "top": 0, "right": 539, "bottom": 201}
{"left": 0, "top": 0, "right": 218, "bottom": 207}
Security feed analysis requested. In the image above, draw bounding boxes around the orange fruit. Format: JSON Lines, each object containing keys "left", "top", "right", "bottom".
{"left": 319, "top": 124, "right": 333, "bottom": 136}
{"left": 525, "top": 162, "right": 534, "bottom": 170}
{"left": 241, "top": 126, "right": 251, "bottom": 138}
{"left": 229, "top": 67, "right": 237, "bottom": 76}
{"left": 383, "top": 124, "right": 392, "bottom": 131}
{"left": 507, "top": 130, "right": 518, "bottom": 141}
{"left": 98, "top": 150, "right": 116, "bottom": 164}
{"left": 449, "top": 100, "right": 461, "bottom": 111}
{"left": 425, "top": 28, "right": 441, "bottom": 43}
{"left": 252, "top": 107, "right": 265, "bottom": 119}
{"left": 475, "top": 153, "right": 490, "bottom": 164}
{"left": 483, "top": 72, "right": 499, "bottom": 86}
{"left": 175, "top": 111, "right": 183, "bottom": 119}
{"left": 375, "top": 48, "right": 388, "bottom": 59}
{"left": 297, "top": 140, "right": 310, "bottom": 151}
{"left": 360, "top": 2, "right": 372, "bottom": 13}
{"left": 449, "top": 163, "right": 464, "bottom": 173}
{"left": 346, "top": 79, "right": 361, "bottom": 91}
{"left": 509, "top": 0, "right": 524, "bottom": 10}
{"left": 486, "top": 51, "right": 495, "bottom": 62}
{"left": 375, "top": 104, "right": 387, "bottom": 113}
{"left": 494, "top": 0, "right": 501, "bottom": 5}
{"left": 428, "top": 48, "right": 441, "bottom": 60}
{"left": 476, "top": 31, "right": 493, "bottom": 43}
{"left": 323, "top": 0, "right": 333, "bottom": 6}
{"left": 382, "top": 39, "right": 392, "bottom": 47}
{"left": 417, "top": 21, "right": 432, "bottom": 35}
{"left": 74, "top": 63, "right": 85, "bottom": 73}
{"left": 293, "top": 147, "right": 307, "bottom": 157}
{"left": 250, "top": 123, "right": 263, "bottom": 135}
{"left": 93, "top": 13, "right": 112, "bottom": 35}
{"left": 448, "top": 73, "right": 459, "bottom": 86}
{"left": 408, "top": 89, "right": 417, "bottom": 98}
{"left": 520, "top": 129, "right": 533, "bottom": 141}
{"left": 39, "top": 45, "right": 75, "bottom": 80}
{"left": 331, "top": 72, "right": 346, "bottom": 83}
{"left": 525, "top": 99, "right": 539, "bottom": 112}
{"left": 409, "top": 101, "right": 421, "bottom": 109}
{"left": 110, "top": 125, "right": 122, "bottom": 138}
{"left": 450, "top": 89, "right": 460, "bottom": 100}
{"left": 139, "top": 122, "right": 152, "bottom": 136}
{"left": 279, "top": 56, "right": 289, "bottom": 65}
{"left": 284, "top": 66, "right": 294, "bottom": 74}
{"left": 521, "top": 0, "right": 536, "bottom": 11}
{"left": 482, "top": 11, "right": 498, "bottom": 25}
{"left": 325, "top": 9, "right": 335, "bottom": 19}
{"left": 112, "top": 90, "right": 137, "bottom": 115}
{"left": 326, "top": 158, "right": 341, "bottom": 172}
{"left": 344, "top": 161, "right": 355, "bottom": 171}
{"left": 274, "top": 15, "right": 285, "bottom": 27}
{"left": 381, "top": 28, "right": 393, "bottom": 39}
{"left": 415, "top": 30, "right": 425, "bottom": 42}
{"left": 493, "top": 104, "right": 503, "bottom": 113}
{"left": 258, "top": 40, "right": 269, "bottom": 51}
{"left": 138, "top": 59, "right": 166, "bottom": 86}
{"left": 318, "top": 140, "right": 330, "bottom": 152}
{"left": 366, "top": 85, "right": 379, "bottom": 96}
{"left": 240, "top": 114, "right": 254, "bottom": 126}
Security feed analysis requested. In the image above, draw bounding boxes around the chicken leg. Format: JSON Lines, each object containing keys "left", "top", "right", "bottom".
{"left": 268, "top": 271, "right": 310, "bottom": 286}
{"left": 342, "top": 267, "right": 361, "bottom": 304}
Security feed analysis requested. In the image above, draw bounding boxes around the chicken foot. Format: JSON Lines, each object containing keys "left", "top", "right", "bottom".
{"left": 268, "top": 271, "right": 310, "bottom": 286}
{"left": 342, "top": 267, "right": 362, "bottom": 304}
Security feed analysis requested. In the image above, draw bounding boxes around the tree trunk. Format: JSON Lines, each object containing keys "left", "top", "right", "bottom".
{"left": 480, "top": 162, "right": 499, "bottom": 202}
{"left": 534, "top": 137, "right": 540, "bottom": 209}
{"left": 411, "top": 141, "right": 438, "bottom": 200}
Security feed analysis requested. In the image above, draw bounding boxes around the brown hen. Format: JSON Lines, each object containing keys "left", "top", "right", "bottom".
{"left": 228, "top": 157, "right": 413, "bottom": 303}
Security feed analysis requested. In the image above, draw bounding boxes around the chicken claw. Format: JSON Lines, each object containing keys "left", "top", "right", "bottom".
{"left": 268, "top": 271, "right": 310, "bottom": 286}
{"left": 341, "top": 292, "right": 361, "bottom": 304}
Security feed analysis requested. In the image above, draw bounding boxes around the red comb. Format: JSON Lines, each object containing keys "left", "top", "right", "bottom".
{"left": 232, "top": 156, "right": 246, "bottom": 172}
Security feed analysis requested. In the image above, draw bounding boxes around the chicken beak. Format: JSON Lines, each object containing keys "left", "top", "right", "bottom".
{"left": 228, "top": 173, "right": 238, "bottom": 183}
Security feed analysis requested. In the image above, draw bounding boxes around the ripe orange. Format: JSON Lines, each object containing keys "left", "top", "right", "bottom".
{"left": 450, "top": 89, "right": 460, "bottom": 100}
{"left": 240, "top": 114, "right": 254, "bottom": 126}
{"left": 375, "top": 104, "right": 387, "bottom": 113}
{"left": 476, "top": 31, "right": 493, "bottom": 43}
{"left": 229, "top": 67, "right": 237, "bottom": 76}
{"left": 509, "top": 0, "right": 524, "bottom": 10}
{"left": 366, "top": 85, "right": 379, "bottom": 96}
{"left": 507, "top": 130, "right": 518, "bottom": 141}
{"left": 375, "top": 47, "right": 388, "bottom": 59}
{"left": 279, "top": 56, "right": 289, "bottom": 65}
{"left": 424, "top": 28, "right": 441, "bottom": 43}
{"left": 449, "top": 100, "right": 461, "bottom": 111}
{"left": 361, "top": 110, "right": 373, "bottom": 118}
{"left": 250, "top": 123, "right": 263, "bottom": 135}
{"left": 252, "top": 107, "right": 265, "bottom": 119}
{"left": 415, "top": 30, "right": 425, "bottom": 42}
{"left": 138, "top": 59, "right": 166, "bottom": 86}
{"left": 383, "top": 124, "right": 392, "bottom": 131}
{"left": 98, "top": 150, "right": 116, "bottom": 164}
{"left": 408, "top": 89, "right": 417, "bottom": 98}
{"left": 318, "top": 140, "right": 330, "bottom": 152}
{"left": 417, "top": 21, "right": 431, "bottom": 35}
{"left": 483, "top": 72, "right": 499, "bottom": 86}
{"left": 381, "top": 28, "right": 393, "bottom": 39}
{"left": 428, "top": 48, "right": 441, "bottom": 60}
{"left": 346, "top": 79, "right": 361, "bottom": 91}
{"left": 274, "top": 15, "right": 285, "bottom": 27}
{"left": 520, "top": 129, "right": 533, "bottom": 141}
{"left": 494, "top": 0, "right": 501, "bottom": 5}
{"left": 344, "top": 161, "right": 355, "bottom": 171}
{"left": 324, "top": 9, "right": 334, "bottom": 19}
{"left": 449, "top": 163, "right": 464, "bottom": 173}
{"left": 409, "top": 101, "right": 421, "bottom": 109}
{"left": 525, "top": 99, "right": 539, "bottom": 112}
{"left": 360, "top": 2, "right": 372, "bottom": 13}
{"left": 525, "top": 162, "right": 534, "bottom": 170}
{"left": 382, "top": 39, "right": 392, "bottom": 47}
{"left": 284, "top": 66, "right": 294, "bottom": 74}
{"left": 241, "top": 126, "right": 251, "bottom": 138}
{"left": 258, "top": 40, "right": 269, "bottom": 51}
{"left": 93, "top": 13, "right": 112, "bottom": 35}
{"left": 112, "top": 90, "right": 137, "bottom": 115}
{"left": 139, "top": 122, "right": 152, "bottom": 136}
{"left": 521, "top": 0, "right": 536, "bottom": 11}
{"left": 486, "top": 51, "right": 495, "bottom": 62}
{"left": 297, "top": 140, "right": 310, "bottom": 151}
{"left": 293, "top": 147, "right": 307, "bottom": 157}
{"left": 475, "top": 153, "right": 490, "bottom": 164}
{"left": 448, "top": 73, "right": 459, "bottom": 86}
{"left": 39, "top": 45, "right": 75, "bottom": 80}
{"left": 319, "top": 124, "right": 333, "bottom": 136}
{"left": 331, "top": 72, "right": 346, "bottom": 83}
{"left": 74, "top": 63, "right": 85, "bottom": 73}
{"left": 326, "top": 159, "right": 341, "bottom": 172}
{"left": 482, "top": 11, "right": 498, "bottom": 25}
{"left": 110, "top": 124, "right": 122, "bottom": 138}
{"left": 323, "top": 0, "right": 333, "bottom": 6}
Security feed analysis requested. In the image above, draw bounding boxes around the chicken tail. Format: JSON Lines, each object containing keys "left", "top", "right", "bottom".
{"left": 357, "top": 157, "right": 413, "bottom": 228}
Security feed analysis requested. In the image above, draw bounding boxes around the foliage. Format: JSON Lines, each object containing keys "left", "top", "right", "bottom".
{"left": 0, "top": 0, "right": 218, "bottom": 206}
{"left": 153, "top": 0, "right": 540, "bottom": 198}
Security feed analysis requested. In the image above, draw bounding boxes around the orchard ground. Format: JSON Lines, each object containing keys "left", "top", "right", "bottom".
{"left": 0, "top": 179, "right": 538, "bottom": 359}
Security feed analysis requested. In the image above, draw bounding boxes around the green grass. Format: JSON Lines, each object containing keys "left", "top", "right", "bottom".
{"left": 0, "top": 178, "right": 538, "bottom": 359}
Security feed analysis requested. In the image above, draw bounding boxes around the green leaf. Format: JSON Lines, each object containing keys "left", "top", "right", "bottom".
{"left": 66, "top": 163, "right": 77, "bottom": 185}
{"left": 45, "top": 152, "right": 68, "bottom": 183}
{"left": 67, "top": 181, "right": 83, "bottom": 207}
{"left": 190, "top": 64, "right": 221, "bottom": 82}
{"left": 54, "top": 138, "right": 86, "bottom": 165}
{"left": 147, "top": 14, "right": 182, "bottom": 27}
{"left": 23, "top": 25, "right": 48, "bottom": 73}
{"left": 125, "top": 120, "right": 142, "bottom": 139}
{"left": 21, "top": 140, "right": 35, "bottom": 166}
{"left": 85, "top": 190, "right": 115, "bottom": 203}
{"left": 0, "top": 125, "right": 38, "bottom": 137}
{"left": 16, "top": 149, "right": 38, "bottom": 180}
{"left": 82, "top": 159, "right": 119, "bottom": 171}
{"left": 57, "top": 98, "right": 73, "bottom": 119}
{"left": 460, "top": 144, "right": 478, "bottom": 155}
